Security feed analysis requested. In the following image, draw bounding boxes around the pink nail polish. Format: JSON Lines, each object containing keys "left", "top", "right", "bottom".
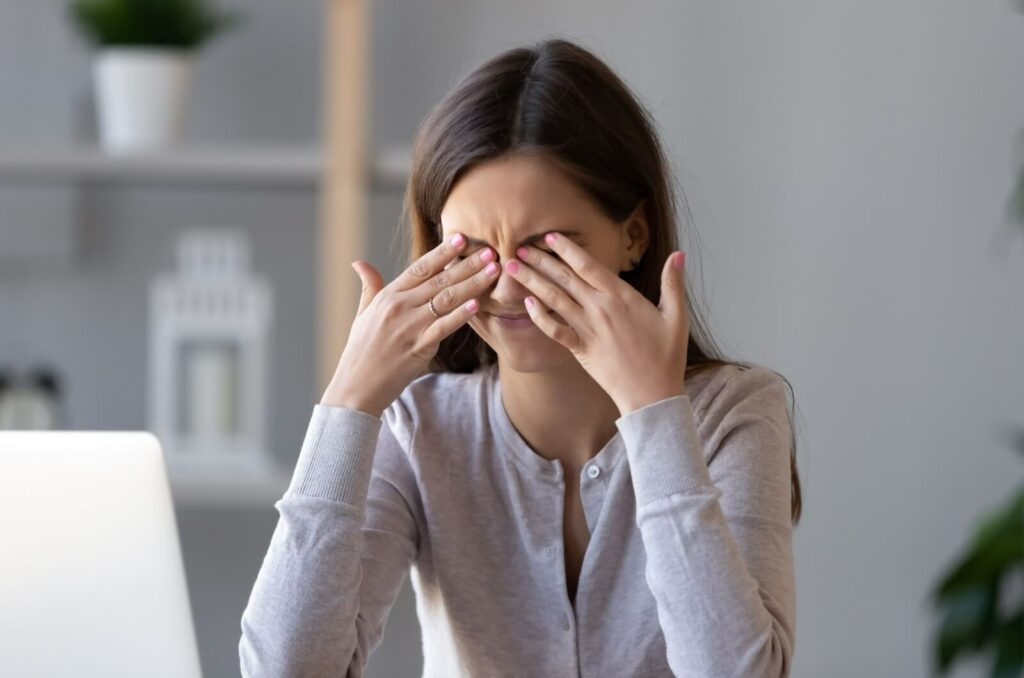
{"left": 450, "top": 234, "right": 464, "bottom": 247}
{"left": 506, "top": 260, "right": 520, "bottom": 275}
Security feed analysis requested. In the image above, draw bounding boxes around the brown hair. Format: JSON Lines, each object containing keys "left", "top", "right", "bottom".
{"left": 398, "top": 37, "right": 803, "bottom": 525}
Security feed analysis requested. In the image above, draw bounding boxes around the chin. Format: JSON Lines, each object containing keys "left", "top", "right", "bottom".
{"left": 469, "top": 317, "right": 574, "bottom": 373}
{"left": 495, "top": 347, "right": 574, "bottom": 374}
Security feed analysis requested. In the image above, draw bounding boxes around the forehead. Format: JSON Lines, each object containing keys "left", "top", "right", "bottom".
{"left": 439, "top": 153, "right": 607, "bottom": 244}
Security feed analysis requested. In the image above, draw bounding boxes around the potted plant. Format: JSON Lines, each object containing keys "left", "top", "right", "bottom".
{"left": 69, "top": 0, "right": 242, "bottom": 151}
{"left": 929, "top": 448, "right": 1023, "bottom": 678}
{"left": 929, "top": 20, "right": 1024, "bottom": 665}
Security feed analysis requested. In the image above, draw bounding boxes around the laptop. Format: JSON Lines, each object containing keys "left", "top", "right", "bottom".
{"left": 0, "top": 431, "right": 203, "bottom": 678}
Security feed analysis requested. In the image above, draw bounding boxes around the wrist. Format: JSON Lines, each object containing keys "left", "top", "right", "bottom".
{"left": 319, "top": 383, "right": 384, "bottom": 418}
{"left": 616, "top": 386, "right": 686, "bottom": 417}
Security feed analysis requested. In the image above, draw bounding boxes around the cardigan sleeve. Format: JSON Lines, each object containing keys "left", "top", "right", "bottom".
{"left": 239, "top": 397, "right": 425, "bottom": 678}
{"left": 614, "top": 366, "right": 797, "bottom": 678}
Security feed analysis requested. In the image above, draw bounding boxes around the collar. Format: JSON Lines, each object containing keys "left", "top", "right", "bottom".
{"left": 485, "top": 364, "right": 626, "bottom": 484}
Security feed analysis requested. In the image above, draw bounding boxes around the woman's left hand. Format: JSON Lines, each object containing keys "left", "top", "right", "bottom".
{"left": 506, "top": 231, "right": 691, "bottom": 416}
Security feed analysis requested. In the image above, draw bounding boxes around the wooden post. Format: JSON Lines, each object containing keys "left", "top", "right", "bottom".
{"left": 317, "top": 0, "right": 369, "bottom": 396}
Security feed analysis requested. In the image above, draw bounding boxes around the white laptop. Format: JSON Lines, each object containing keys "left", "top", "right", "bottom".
{"left": 0, "top": 431, "right": 203, "bottom": 678}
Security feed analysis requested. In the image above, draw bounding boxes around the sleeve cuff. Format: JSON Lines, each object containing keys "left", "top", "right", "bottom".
{"left": 615, "top": 394, "right": 715, "bottom": 506}
{"left": 286, "top": 404, "right": 384, "bottom": 505}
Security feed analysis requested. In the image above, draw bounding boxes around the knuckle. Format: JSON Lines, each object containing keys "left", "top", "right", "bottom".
{"left": 577, "top": 260, "right": 596, "bottom": 278}
{"left": 409, "top": 259, "right": 430, "bottom": 279}
{"left": 437, "top": 286, "right": 457, "bottom": 308}
{"left": 379, "top": 294, "right": 403, "bottom": 319}
{"left": 410, "top": 339, "right": 435, "bottom": 363}
{"left": 431, "top": 270, "right": 449, "bottom": 290}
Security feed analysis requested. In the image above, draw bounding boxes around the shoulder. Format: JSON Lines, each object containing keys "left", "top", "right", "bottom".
{"left": 686, "top": 362, "right": 791, "bottom": 432}
{"left": 381, "top": 366, "right": 495, "bottom": 449}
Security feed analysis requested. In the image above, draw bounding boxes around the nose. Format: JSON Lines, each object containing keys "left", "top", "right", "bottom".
{"left": 486, "top": 252, "right": 530, "bottom": 309}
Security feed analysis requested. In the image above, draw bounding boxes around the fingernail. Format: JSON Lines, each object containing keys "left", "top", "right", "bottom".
{"left": 525, "top": 297, "right": 535, "bottom": 311}
{"left": 506, "top": 260, "right": 520, "bottom": 275}
{"left": 450, "top": 233, "right": 464, "bottom": 247}
{"left": 672, "top": 252, "right": 684, "bottom": 269}
{"left": 517, "top": 246, "right": 530, "bottom": 259}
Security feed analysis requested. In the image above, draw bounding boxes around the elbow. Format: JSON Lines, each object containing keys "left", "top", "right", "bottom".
{"left": 735, "top": 618, "right": 794, "bottom": 678}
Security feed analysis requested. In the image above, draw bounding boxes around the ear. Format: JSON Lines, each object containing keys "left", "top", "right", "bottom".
{"left": 621, "top": 200, "right": 650, "bottom": 267}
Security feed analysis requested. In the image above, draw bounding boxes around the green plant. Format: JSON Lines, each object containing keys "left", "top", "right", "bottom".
{"left": 930, "top": 433, "right": 1024, "bottom": 678}
{"left": 933, "top": 10, "right": 1024, "bottom": 673}
{"left": 69, "top": 0, "right": 242, "bottom": 49}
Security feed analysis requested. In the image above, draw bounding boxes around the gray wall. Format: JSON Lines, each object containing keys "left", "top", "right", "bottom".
{"left": 2, "top": 1, "right": 1022, "bottom": 677}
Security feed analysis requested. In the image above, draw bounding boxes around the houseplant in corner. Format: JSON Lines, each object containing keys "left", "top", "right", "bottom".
{"left": 928, "top": 10, "right": 1024, "bottom": 666}
{"left": 69, "top": 0, "right": 242, "bottom": 152}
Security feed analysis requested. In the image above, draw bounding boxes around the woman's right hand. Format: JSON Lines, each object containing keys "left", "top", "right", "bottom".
{"left": 320, "top": 233, "right": 500, "bottom": 417}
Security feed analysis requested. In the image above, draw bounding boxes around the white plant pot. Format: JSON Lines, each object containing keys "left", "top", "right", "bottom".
{"left": 93, "top": 48, "right": 194, "bottom": 152}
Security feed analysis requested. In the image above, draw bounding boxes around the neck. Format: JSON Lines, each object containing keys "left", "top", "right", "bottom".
{"left": 496, "top": 358, "right": 620, "bottom": 472}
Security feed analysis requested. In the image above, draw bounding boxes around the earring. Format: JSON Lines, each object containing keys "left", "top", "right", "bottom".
{"left": 630, "top": 258, "right": 640, "bottom": 269}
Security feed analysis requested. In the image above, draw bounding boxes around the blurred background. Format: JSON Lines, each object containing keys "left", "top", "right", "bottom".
{"left": 0, "top": 1, "right": 1021, "bottom": 677}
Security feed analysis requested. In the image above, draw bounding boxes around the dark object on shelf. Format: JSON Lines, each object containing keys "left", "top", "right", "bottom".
{"left": 0, "top": 365, "right": 67, "bottom": 430}
{"left": 69, "top": 0, "right": 243, "bottom": 50}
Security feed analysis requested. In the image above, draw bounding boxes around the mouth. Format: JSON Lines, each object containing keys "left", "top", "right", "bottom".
{"left": 489, "top": 311, "right": 534, "bottom": 329}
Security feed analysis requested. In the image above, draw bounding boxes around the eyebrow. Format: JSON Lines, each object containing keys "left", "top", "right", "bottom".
{"left": 462, "top": 230, "right": 582, "bottom": 249}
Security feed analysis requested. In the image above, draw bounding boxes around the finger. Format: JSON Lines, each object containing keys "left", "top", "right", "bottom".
{"left": 392, "top": 233, "right": 467, "bottom": 292}
{"left": 523, "top": 295, "right": 582, "bottom": 351}
{"left": 418, "top": 296, "right": 482, "bottom": 348}
{"left": 423, "top": 256, "right": 501, "bottom": 315}
{"left": 657, "top": 251, "right": 686, "bottom": 320}
{"left": 351, "top": 260, "right": 384, "bottom": 315}
{"left": 541, "top": 231, "right": 617, "bottom": 292}
{"left": 407, "top": 245, "right": 497, "bottom": 306}
{"left": 504, "top": 259, "right": 586, "bottom": 328}
{"left": 514, "top": 244, "right": 591, "bottom": 304}
{"left": 440, "top": 257, "right": 502, "bottom": 310}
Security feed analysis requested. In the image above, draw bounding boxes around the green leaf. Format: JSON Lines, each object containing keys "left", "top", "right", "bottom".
{"left": 933, "top": 487, "right": 1024, "bottom": 600}
{"left": 68, "top": 0, "right": 242, "bottom": 48}
{"left": 989, "top": 612, "right": 1023, "bottom": 678}
{"left": 934, "top": 581, "right": 999, "bottom": 671}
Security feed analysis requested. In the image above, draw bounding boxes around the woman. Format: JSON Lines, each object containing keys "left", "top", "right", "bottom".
{"left": 241, "top": 38, "right": 802, "bottom": 678}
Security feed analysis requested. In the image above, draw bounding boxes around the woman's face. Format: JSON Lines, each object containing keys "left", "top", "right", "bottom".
{"left": 439, "top": 152, "right": 646, "bottom": 373}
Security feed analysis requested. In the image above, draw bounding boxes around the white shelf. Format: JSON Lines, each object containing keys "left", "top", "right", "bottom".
{"left": 167, "top": 464, "right": 293, "bottom": 509}
{"left": 0, "top": 144, "right": 410, "bottom": 190}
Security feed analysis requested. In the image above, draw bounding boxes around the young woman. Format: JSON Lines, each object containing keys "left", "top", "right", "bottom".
{"left": 241, "top": 38, "right": 802, "bottom": 678}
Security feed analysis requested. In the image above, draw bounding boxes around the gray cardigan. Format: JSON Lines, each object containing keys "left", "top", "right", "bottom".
{"left": 239, "top": 362, "right": 796, "bottom": 677}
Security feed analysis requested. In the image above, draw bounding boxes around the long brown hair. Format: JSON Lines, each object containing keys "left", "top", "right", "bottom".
{"left": 397, "top": 38, "right": 803, "bottom": 525}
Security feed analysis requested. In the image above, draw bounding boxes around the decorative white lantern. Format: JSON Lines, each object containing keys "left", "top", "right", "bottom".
{"left": 148, "top": 228, "right": 274, "bottom": 482}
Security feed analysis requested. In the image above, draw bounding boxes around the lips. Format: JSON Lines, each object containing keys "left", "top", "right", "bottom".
{"left": 490, "top": 312, "right": 529, "bottom": 320}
